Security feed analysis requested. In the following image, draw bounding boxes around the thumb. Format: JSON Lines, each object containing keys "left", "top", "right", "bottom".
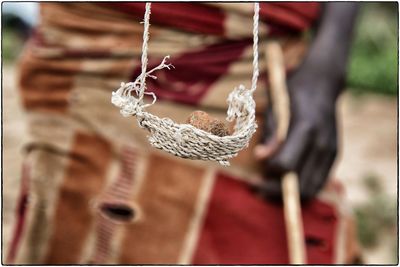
{"left": 254, "top": 136, "right": 281, "bottom": 160}
{"left": 254, "top": 101, "right": 279, "bottom": 160}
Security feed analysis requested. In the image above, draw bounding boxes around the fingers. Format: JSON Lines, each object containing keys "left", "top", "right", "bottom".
{"left": 297, "top": 130, "right": 337, "bottom": 200}
{"left": 260, "top": 145, "right": 335, "bottom": 202}
{"left": 256, "top": 122, "right": 314, "bottom": 201}
{"left": 297, "top": 145, "right": 324, "bottom": 200}
{"left": 257, "top": 121, "right": 338, "bottom": 202}
{"left": 306, "top": 146, "right": 337, "bottom": 198}
{"left": 265, "top": 121, "right": 315, "bottom": 176}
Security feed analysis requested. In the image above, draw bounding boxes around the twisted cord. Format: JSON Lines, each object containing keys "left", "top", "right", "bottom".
{"left": 250, "top": 2, "right": 260, "bottom": 93}
{"left": 138, "top": 2, "right": 152, "bottom": 99}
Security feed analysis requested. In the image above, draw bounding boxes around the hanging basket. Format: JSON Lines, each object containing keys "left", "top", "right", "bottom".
{"left": 111, "top": 3, "right": 260, "bottom": 166}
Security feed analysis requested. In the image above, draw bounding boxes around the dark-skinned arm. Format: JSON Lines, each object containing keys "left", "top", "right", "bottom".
{"left": 255, "top": 2, "right": 360, "bottom": 201}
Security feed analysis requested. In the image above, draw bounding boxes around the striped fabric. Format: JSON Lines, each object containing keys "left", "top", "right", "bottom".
{"left": 7, "top": 3, "right": 360, "bottom": 264}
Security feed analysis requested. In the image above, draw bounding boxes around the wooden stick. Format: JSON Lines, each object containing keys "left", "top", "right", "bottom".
{"left": 266, "top": 41, "right": 306, "bottom": 264}
{"left": 265, "top": 42, "right": 290, "bottom": 144}
{"left": 282, "top": 172, "right": 306, "bottom": 264}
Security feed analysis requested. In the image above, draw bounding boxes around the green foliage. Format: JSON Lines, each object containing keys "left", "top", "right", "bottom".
{"left": 354, "top": 174, "right": 397, "bottom": 250}
{"left": 363, "top": 173, "right": 383, "bottom": 194}
{"left": 347, "top": 3, "right": 398, "bottom": 95}
{"left": 2, "top": 26, "right": 25, "bottom": 63}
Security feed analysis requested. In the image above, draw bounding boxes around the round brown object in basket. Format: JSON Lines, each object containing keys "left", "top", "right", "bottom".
{"left": 186, "top": 110, "right": 230, "bottom": 137}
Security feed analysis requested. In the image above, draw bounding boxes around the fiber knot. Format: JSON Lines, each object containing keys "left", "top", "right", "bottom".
{"left": 226, "top": 85, "right": 252, "bottom": 121}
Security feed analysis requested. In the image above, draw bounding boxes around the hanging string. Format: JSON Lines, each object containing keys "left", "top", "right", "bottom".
{"left": 250, "top": 3, "right": 260, "bottom": 93}
{"left": 138, "top": 2, "right": 152, "bottom": 100}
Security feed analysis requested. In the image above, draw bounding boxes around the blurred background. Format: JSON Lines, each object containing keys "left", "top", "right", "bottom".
{"left": 2, "top": 2, "right": 398, "bottom": 264}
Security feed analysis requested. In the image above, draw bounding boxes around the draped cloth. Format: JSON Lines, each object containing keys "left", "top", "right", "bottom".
{"left": 7, "top": 3, "right": 360, "bottom": 264}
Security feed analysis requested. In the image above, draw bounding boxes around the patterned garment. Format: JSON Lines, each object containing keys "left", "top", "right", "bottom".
{"left": 7, "top": 3, "right": 360, "bottom": 264}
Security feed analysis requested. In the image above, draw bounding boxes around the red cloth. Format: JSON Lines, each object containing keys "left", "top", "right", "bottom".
{"left": 130, "top": 39, "right": 251, "bottom": 106}
{"left": 102, "top": 3, "right": 321, "bottom": 36}
{"left": 193, "top": 172, "right": 337, "bottom": 264}
{"left": 6, "top": 162, "right": 30, "bottom": 263}
{"left": 261, "top": 3, "right": 321, "bottom": 34}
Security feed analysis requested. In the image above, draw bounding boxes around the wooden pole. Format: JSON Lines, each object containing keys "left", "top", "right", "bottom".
{"left": 282, "top": 172, "right": 306, "bottom": 264}
{"left": 266, "top": 41, "right": 306, "bottom": 264}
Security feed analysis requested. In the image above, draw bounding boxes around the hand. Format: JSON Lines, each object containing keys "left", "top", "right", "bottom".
{"left": 253, "top": 2, "right": 359, "bottom": 201}
{"left": 254, "top": 65, "right": 342, "bottom": 201}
